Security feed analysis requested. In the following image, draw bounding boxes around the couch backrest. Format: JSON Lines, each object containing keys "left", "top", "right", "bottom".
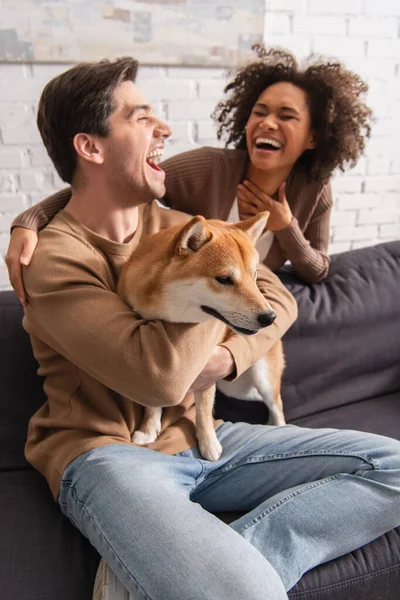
{"left": 281, "top": 240, "right": 400, "bottom": 422}
{"left": 0, "top": 291, "right": 46, "bottom": 470}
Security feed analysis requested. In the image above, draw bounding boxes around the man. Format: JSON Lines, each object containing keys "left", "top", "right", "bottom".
{"left": 6, "top": 58, "right": 400, "bottom": 600}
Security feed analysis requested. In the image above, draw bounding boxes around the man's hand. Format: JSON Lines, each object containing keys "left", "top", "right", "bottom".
{"left": 5, "top": 227, "right": 38, "bottom": 307}
{"left": 238, "top": 180, "right": 292, "bottom": 232}
{"left": 189, "top": 346, "right": 235, "bottom": 393}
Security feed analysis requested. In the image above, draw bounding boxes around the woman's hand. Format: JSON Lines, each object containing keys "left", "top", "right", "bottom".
{"left": 5, "top": 227, "right": 39, "bottom": 307}
{"left": 238, "top": 180, "right": 293, "bottom": 232}
{"left": 189, "top": 346, "right": 235, "bottom": 393}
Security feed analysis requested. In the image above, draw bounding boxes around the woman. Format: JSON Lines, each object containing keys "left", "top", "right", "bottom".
{"left": 6, "top": 45, "right": 373, "bottom": 303}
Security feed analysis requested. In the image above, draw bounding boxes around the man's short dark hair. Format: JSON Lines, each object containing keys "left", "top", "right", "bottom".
{"left": 37, "top": 57, "right": 139, "bottom": 184}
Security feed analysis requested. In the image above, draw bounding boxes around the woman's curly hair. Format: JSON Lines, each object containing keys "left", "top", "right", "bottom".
{"left": 213, "top": 45, "right": 373, "bottom": 182}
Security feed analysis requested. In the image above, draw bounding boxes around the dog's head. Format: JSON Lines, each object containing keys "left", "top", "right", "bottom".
{"left": 159, "top": 211, "right": 276, "bottom": 335}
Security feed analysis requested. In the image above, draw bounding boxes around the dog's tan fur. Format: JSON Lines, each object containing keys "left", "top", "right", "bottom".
{"left": 118, "top": 212, "right": 285, "bottom": 461}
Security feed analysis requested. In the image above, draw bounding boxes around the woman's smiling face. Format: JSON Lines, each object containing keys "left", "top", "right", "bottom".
{"left": 245, "top": 81, "right": 316, "bottom": 176}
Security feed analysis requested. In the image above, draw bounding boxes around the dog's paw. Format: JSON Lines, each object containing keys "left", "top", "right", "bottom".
{"left": 199, "top": 436, "right": 223, "bottom": 462}
{"left": 132, "top": 430, "right": 158, "bottom": 445}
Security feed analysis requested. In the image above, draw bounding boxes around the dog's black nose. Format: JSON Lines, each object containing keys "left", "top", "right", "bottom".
{"left": 258, "top": 311, "right": 276, "bottom": 327}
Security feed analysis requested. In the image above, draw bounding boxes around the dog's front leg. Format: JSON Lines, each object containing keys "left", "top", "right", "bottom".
{"left": 195, "top": 384, "right": 222, "bottom": 461}
{"left": 131, "top": 406, "right": 162, "bottom": 445}
{"left": 268, "top": 393, "right": 286, "bottom": 426}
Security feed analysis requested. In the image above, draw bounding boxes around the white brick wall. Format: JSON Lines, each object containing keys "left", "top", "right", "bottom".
{"left": 364, "top": 0, "right": 400, "bottom": 17}
{"left": 308, "top": 0, "right": 363, "bottom": 15}
{"left": 0, "top": 2, "right": 399, "bottom": 290}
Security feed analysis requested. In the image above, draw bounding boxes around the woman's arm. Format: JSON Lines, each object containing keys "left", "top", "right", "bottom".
{"left": 274, "top": 182, "right": 332, "bottom": 283}
{"left": 5, "top": 227, "right": 38, "bottom": 306}
{"left": 6, "top": 188, "right": 71, "bottom": 305}
{"left": 238, "top": 180, "right": 332, "bottom": 283}
{"left": 14, "top": 147, "right": 215, "bottom": 231}
{"left": 11, "top": 187, "right": 71, "bottom": 231}
{"left": 160, "top": 147, "right": 215, "bottom": 214}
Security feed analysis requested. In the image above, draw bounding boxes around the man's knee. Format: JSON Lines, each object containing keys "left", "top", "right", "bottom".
{"left": 371, "top": 435, "right": 400, "bottom": 471}
{"left": 360, "top": 435, "right": 400, "bottom": 499}
{"left": 203, "top": 556, "right": 288, "bottom": 600}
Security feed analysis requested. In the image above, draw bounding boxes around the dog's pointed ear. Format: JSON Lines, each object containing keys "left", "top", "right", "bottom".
{"left": 176, "top": 216, "right": 210, "bottom": 255}
{"left": 233, "top": 211, "right": 269, "bottom": 245}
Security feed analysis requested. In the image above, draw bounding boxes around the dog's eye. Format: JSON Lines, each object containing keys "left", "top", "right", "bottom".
{"left": 215, "top": 275, "right": 234, "bottom": 285}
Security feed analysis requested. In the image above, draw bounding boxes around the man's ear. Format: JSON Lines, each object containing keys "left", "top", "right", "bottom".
{"left": 233, "top": 212, "right": 269, "bottom": 245}
{"left": 176, "top": 216, "right": 211, "bottom": 255}
{"left": 73, "top": 133, "right": 104, "bottom": 165}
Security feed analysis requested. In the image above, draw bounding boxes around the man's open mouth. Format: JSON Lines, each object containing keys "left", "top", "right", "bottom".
{"left": 254, "top": 137, "right": 283, "bottom": 152}
{"left": 201, "top": 305, "right": 258, "bottom": 336}
{"left": 146, "top": 148, "right": 164, "bottom": 171}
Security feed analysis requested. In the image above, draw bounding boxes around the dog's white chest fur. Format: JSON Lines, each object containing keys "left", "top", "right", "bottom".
{"left": 217, "top": 357, "right": 272, "bottom": 402}
{"left": 217, "top": 357, "right": 285, "bottom": 426}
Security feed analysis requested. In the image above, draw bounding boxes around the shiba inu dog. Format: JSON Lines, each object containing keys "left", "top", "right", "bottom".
{"left": 118, "top": 211, "right": 285, "bottom": 461}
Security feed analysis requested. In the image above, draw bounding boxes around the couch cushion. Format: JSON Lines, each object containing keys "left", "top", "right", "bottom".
{"left": 218, "top": 511, "right": 400, "bottom": 600}
{"left": 292, "top": 392, "right": 400, "bottom": 438}
{"left": 288, "top": 526, "right": 400, "bottom": 599}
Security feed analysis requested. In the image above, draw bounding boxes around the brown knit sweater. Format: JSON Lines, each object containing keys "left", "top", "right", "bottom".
{"left": 22, "top": 199, "right": 297, "bottom": 499}
{"left": 12, "top": 147, "right": 333, "bottom": 283}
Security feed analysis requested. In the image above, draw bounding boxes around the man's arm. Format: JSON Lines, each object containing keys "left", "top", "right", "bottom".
{"left": 220, "top": 264, "right": 298, "bottom": 379}
{"left": 24, "top": 232, "right": 225, "bottom": 408}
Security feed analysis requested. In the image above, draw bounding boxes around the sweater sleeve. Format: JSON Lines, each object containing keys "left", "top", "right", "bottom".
{"left": 274, "top": 182, "right": 332, "bottom": 283}
{"left": 219, "top": 263, "right": 298, "bottom": 379}
{"left": 23, "top": 230, "right": 225, "bottom": 408}
{"left": 160, "top": 147, "right": 215, "bottom": 215}
{"left": 11, "top": 188, "right": 71, "bottom": 232}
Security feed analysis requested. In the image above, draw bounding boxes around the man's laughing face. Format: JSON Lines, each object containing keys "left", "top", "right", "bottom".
{"left": 102, "top": 80, "right": 172, "bottom": 205}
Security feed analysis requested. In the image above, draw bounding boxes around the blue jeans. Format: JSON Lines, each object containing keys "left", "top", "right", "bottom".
{"left": 59, "top": 422, "right": 400, "bottom": 600}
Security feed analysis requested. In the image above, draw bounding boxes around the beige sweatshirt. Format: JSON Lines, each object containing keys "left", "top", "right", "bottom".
{"left": 22, "top": 199, "right": 297, "bottom": 499}
{"left": 12, "top": 147, "right": 333, "bottom": 283}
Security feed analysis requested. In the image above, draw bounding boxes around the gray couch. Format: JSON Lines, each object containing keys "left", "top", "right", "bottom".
{"left": 1, "top": 240, "right": 399, "bottom": 599}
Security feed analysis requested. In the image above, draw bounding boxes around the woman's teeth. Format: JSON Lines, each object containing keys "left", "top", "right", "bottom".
{"left": 255, "top": 137, "right": 283, "bottom": 150}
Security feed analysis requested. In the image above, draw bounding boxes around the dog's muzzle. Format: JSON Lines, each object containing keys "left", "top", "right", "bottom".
{"left": 201, "top": 306, "right": 276, "bottom": 335}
